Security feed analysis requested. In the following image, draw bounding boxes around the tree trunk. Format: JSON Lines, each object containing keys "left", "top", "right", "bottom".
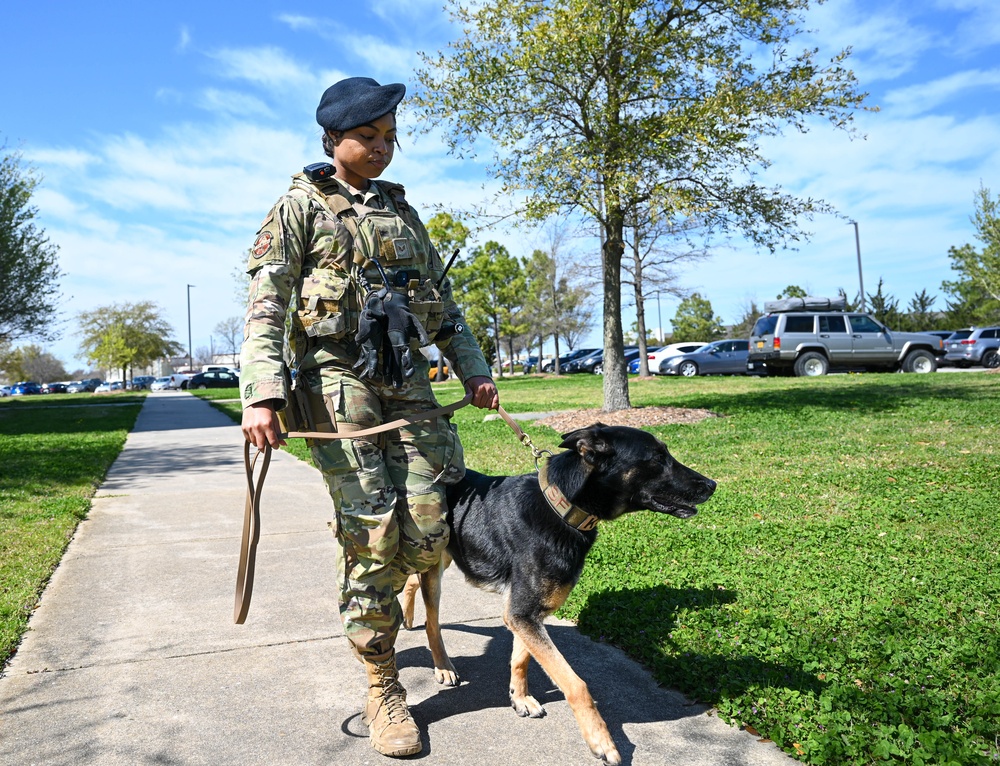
{"left": 602, "top": 217, "right": 630, "bottom": 412}
{"left": 553, "top": 334, "right": 561, "bottom": 374}
{"left": 493, "top": 315, "right": 504, "bottom": 377}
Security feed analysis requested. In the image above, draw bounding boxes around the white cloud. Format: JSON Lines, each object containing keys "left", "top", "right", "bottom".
{"left": 884, "top": 69, "right": 1000, "bottom": 116}
{"left": 195, "top": 88, "right": 275, "bottom": 118}
{"left": 208, "top": 46, "right": 316, "bottom": 91}
{"left": 177, "top": 25, "right": 192, "bottom": 53}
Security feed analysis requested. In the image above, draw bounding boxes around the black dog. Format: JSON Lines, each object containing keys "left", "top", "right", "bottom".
{"left": 401, "top": 423, "right": 717, "bottom": 765}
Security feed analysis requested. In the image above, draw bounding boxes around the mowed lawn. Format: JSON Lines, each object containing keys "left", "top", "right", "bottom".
{"left": 0, "top": 394, "right": 145, "bottom": 667}
{"left": 4, "top": 373, "right": 999, "bottom": 764}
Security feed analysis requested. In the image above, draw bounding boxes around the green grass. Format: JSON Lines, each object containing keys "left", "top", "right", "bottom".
{"left": 0, "top": 393, "right": 144, "bottom": 666}
{"left": 204, "top": 373, "right": 1000, "bottom": 765}
{"left": 9, "top": 376, "right": 1000, "bottom": 764}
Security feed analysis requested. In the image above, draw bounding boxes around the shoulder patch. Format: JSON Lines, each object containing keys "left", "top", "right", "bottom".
{"left": 246, "top": 210, "right": 286, "bottom": 272}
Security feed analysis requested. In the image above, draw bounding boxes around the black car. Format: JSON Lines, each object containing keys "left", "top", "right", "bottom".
{"left": 186, "top": 370, "right": 240, "bottom": 389}
{"left": 41, "top": 382, "right": 69, "bottom": 394}
{"left": 542, "top": 348, "right": 599, "bottom": 373}
{"left": 565, "top": 346, "right": 640, "bottom": 374}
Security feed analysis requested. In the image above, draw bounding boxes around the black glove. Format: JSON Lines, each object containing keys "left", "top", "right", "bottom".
{"left": 353, "top": 287, "right": 389, "bottom": 381}
{"left": 382, "top": 291, "right": 429, "bottom": 387}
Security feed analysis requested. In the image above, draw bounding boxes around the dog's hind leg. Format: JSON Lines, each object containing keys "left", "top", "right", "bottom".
{"left": 419, "top": 554, "right": 460, "bottom": 686}
{"left": 504, "top": 595, "right": 621, "bottom": 766}
{"left": 401, "top": 573, "right": 420, "bottom": 630}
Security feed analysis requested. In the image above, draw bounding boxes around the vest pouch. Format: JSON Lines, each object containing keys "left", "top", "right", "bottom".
{"left": 356, "top": 210, "right": 426, "bottom": 265}
{"left": 408, "top": 281, "right": 445, "bottom": 343}
{"left": 294, "top": 269, "right": 355, "bottom": 340}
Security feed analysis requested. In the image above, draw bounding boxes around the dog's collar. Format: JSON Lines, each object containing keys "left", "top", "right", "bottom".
{"left": 537, "top": 461, "right": 600, "bottom": 533}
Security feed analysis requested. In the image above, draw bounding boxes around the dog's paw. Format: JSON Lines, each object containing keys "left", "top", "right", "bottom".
{"left": 435, "top": 665, "right": 460, "bottom": 687}
{"left": 509, "top": 691, "right": 545, "bottom": 718}
{"left": 591, "top": 744, "right": 622, "bottom": 765}
{"left": 585, "top": 725, "right": 621, "bottom": 765}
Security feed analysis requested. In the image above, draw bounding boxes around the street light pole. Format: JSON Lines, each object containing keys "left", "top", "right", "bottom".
{"left": 850, "top": 221, "right": 866, "bottom": 311}
{"left": 655, "top": 291, "right": 663, "bottom": 343}
{"left": 187, "top": 284, "right": 195, "bottom": 372}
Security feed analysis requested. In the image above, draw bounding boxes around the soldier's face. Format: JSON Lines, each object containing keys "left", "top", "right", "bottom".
{"left": 331, "top": 113, "right": 397, "bottom": 189}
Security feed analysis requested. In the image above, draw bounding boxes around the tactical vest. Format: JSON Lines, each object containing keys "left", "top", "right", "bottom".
{"left": 289, "top": 174, "right": 445, "bottom": 346}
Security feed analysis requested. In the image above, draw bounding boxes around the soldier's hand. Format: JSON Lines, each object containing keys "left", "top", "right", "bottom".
{"left": 242, "top": 400, "right": 286, "bottom": 450}
{"left": 354, "top": 289, "right": 389, "bottom": 381}
{"left": 465, "top": 376, "right": 499, "bottom": 410}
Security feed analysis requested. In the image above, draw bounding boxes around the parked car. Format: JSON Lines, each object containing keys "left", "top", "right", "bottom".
{"left": 67, "top": 378, "right": 103, "bottom": 393}
{"left": 0, "top": 385, "right": 11, "bottom": 397}
{"left": 660, "top": 340, "right": 751, "bottom": 377}
{"left": 623, "top": 346, "right": 660, "bottom": 373}
{"left": 630, "top": 342, "right": 707, "bottom": 373}
{"left": 747, "top": 307, "right": 942, "bottom": 376}
{"left": 541, "top": 348, "right": 599, "bottom": 373}
{"left": 41, "top": 381, "right": 70, "bottom": 394}
{"left": 11, "top": 381, "right": 43, "bottom": 395}
{"left": 943, "top": 326, "right": 1000, "bottom": 368}
{"left": 128, "top": 375, "right": 156, "bottom": 390}
{"left": 563, "top": 348, "right": 605, "bottom": 373}
{"left": 151, "top": 374, "right": 190, "bottom": 391}
{"left": 186, "top": 370, "right": 240, "bottom": 389}
{"left": 564, "top": 347, "right": 640, "bottom": 374}
{"left": 95, "top": 381, "right": 124, "bottom": 393}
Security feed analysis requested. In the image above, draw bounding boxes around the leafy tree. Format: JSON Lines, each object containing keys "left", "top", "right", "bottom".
{"left": 449, "top": 242, "right": 527, "bottom": 376}
{"left": 0, "top": 145, "right": 64, "bottom": 343}
{"left": 898, "top": 289, "right": 938, "bottom": 332}
{"left": 866, "top": 278, "right": 902, "bottom": 328}
{"left": 941, "top": 269, "right": 998, "bottom": 328}
{"left": 425, "top": 212, "right": 471, "bottom": 261}
{"left": 671, "top": 293, "right": 725, "bottom": 342}
{"left": 0, "top": 343, "right": 67, "bottom": 383}
{"left": 77, "top": 302, "right": 182, "bottom": 382}
{"left": 415, "top": 0, "right": 866, "bottom": 410}
{"left": 776, "top": 285, "right": 807, "bottom": 300}
{"left": 425, "top": 212, "right": 472, "bottom": 379}
{"left": 946, "top": 185, "right": 1000, "bottom": 304}
{"left": 836, "top": 287, "right": 860, "bottom": 312}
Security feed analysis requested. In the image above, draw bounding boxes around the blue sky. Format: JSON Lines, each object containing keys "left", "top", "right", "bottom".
{"left": 3, "top": 0, "right": 999, "bottom": 369}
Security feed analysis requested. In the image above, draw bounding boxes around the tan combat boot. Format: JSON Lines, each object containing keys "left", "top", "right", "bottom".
{"left": 361, "top": 650, "right": 422, "bottom": 757}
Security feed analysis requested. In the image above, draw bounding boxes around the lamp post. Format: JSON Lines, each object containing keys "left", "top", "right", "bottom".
{"left": 186, "top": 284, "right": 195, "bottom": 372}
{"left": 849, "top": 221, "right": 866, "bottom": 312}
{"left": 646, "top": 290, "right": 665, "bottom": 343}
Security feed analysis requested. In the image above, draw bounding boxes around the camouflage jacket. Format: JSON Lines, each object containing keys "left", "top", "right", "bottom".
{"left": 240, "top": 171, "right": 491, "bottom": 408}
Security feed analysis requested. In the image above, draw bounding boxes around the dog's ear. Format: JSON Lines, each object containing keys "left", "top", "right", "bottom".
{"left": 559, "top": 423, "right": 613, "bottom": 466}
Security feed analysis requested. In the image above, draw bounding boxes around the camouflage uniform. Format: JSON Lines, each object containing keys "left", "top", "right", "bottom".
{"left": 240, "top": 171, "right": 491, "bottom": 656}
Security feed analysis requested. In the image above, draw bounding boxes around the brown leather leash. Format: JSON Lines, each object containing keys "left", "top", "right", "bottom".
{"left": 236, "top": 393, "right": 476, "bottom": 623}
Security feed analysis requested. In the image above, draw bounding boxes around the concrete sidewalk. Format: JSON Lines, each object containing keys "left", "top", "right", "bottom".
{"left": 0, "top": 392, "right": 795, "bottom": 766}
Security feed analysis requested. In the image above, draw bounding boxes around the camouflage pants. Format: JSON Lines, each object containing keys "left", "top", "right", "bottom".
{"left": 303, "top": 355, "right": 465, "bottom": 657}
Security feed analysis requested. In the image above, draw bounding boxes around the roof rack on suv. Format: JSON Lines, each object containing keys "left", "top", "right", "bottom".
{"left": 762, "top": 296, "right": 847, "bottom": 313}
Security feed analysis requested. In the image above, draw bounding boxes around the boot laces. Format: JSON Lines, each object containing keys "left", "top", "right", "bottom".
{"left": 374, "top": 664, "right": 411, "bottom": 724}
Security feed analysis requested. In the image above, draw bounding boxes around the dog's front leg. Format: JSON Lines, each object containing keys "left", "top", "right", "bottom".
{"left": 509, "top": 631, "right": 545, "bottom": 718}
{"left": 419, "top": 557, "right": 460, "bottom": 686}
{"left": 505, "top": 612, "right": 621, "bottom": 766}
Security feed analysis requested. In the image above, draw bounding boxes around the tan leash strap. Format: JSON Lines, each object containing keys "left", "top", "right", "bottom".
{"left": 234, "top": 440, "right": 269, "bottom": 624}
{"left": 235, "top": 393, "right": 472, "bottom": 624}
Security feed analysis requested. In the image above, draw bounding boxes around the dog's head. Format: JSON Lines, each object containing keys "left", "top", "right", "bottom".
{"left": 557, "top": 423, "right": 716, "bottom": 521}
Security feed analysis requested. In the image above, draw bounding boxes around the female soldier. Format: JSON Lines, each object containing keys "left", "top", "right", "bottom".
{"left": 240, "top": 77, "right": 498, "bottom": 758}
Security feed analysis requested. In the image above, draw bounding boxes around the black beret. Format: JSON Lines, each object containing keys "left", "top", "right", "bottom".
{"left": 316, "top": 77, "right": 406, "bottom": 132}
